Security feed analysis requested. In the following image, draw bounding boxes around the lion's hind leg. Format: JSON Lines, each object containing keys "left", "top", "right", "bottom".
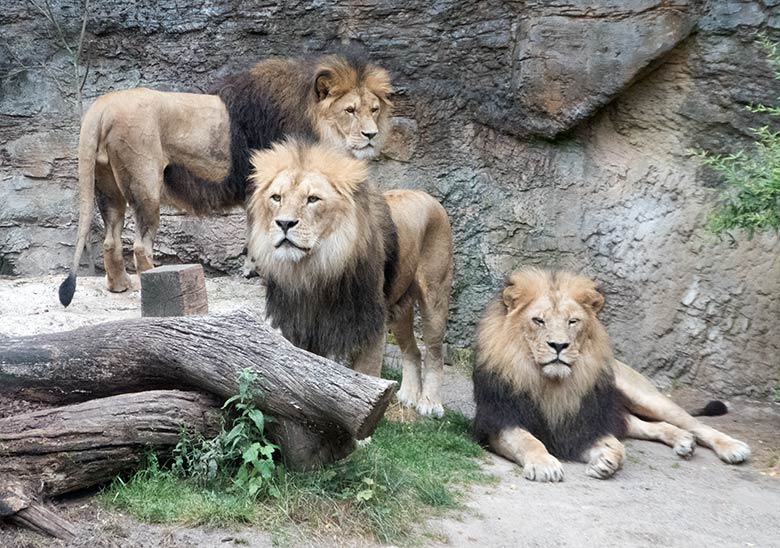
{"left": 95, "top": 165, "right": 132, "bottom": 293}
{"left": 491, "top": 427, "right": 564, "bottom": 482}
{"left": 128, "top": 171, "right": 162, "bottom": 274}
{"left": 615, "top": 360, "right": 751, "bottom": 464}
{"left": 625, "top": 414, "right": 695, "bottom": 459}
{"left": 583, "top": 435, "right": 625, "bottom": 480}
{"left": 389, "top": 304, "right": 423, "bottom": 410}
{"left": 416, "top": 276, "right": 449, "bottom": 419}
{"left": 415, "top": 217, "right": 452, "bottom": 418}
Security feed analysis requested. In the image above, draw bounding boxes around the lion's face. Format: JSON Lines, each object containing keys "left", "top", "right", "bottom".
{"left": 319, "top": 90, "right": 385, "bottom": 159}
{"left": 512, "top": 293, "right": 593, "bottom": 381}
{"left": 246, "top": 141, "right": 369, "bottom": 284}
{"left": 312, "top": 57, "right": 393, "bottom": 160}
{"left": 499, "top": 269, "right": 608, "bottom": 381}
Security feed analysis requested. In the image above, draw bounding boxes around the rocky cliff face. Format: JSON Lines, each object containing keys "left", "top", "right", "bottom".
{"left": 1, "top": 1, "right": 778, "bottom": 397}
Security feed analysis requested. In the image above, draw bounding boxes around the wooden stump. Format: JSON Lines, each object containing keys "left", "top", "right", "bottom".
{"left": 141, "top": 264, "right": 208, "bottom": 317}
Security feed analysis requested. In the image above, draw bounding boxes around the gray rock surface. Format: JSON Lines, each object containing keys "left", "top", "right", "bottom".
{"left": 1, "top": 1, "right": 779, "bottom": 397}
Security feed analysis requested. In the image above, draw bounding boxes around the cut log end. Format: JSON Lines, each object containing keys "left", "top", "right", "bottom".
{"left": 141, "top": 263, "right": 208, "bottom": 317}
{"left": 356, "top": 379, "right": 397, "bottom": 440}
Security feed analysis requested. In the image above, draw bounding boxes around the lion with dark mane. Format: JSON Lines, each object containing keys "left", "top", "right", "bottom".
{"left": 245, "top": 140, "right": 453, "bottom": 417}
{"left": 473, "top": 268, "right": 751, "bottom": 481}
{"left": 59, "top": 54, "right": 392, "bottom": 307}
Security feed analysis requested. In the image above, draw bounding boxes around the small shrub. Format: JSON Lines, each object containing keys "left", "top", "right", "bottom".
{"left": 695, "top": 35, "right": 780, "bottom": 235}
{"left": 172, "top": 369, "right": 279, "bottom": 497}
{"left": 103, "top": 406, "right": 490, "bottom": 544}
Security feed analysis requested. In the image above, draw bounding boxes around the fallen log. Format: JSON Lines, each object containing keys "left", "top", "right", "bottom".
{"left": 0, "top": 310, "right": 396, "bottom": 441}
{"left": 0, "top": 390, "right": 222, "bottom": 539}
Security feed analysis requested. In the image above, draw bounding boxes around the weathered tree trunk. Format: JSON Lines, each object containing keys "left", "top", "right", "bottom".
{"left": 0, "top": 390, "right": 222, "bottom": 539}
{"left": 0, "top": 310, "right": 396, "bottom": 441}
{"left": 0, "top": 311, "right": 397, "bottom": 538}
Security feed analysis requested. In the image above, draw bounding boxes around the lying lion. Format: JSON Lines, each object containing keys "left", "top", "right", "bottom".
{"left": 59, "top": 54, "right": 393, "bottom": 307}
{"left": 244, "top": 140, "right": 453, "bottom": 417}
{"left": 473, "top": 268, "right": 751, "bottom": 481}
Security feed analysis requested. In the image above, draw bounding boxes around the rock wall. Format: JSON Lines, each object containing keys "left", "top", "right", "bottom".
{"left": 1, "top": 1, "right": 779, "bottom": 397}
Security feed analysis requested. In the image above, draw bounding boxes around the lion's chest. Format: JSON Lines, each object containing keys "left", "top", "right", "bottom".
{"left": 264, "top": 271, "right": 387, "bottom": 360}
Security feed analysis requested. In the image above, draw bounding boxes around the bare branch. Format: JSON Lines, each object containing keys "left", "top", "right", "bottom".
{"left": 79, "top": 58, "right": 90, "bottom": 94}
{"left": 76, "top": 0, "right": 90, "bottom": 65}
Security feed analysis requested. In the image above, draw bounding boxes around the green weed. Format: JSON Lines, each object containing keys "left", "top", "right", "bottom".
{"left": 102, "top": 390, "right": 489, "bottom": 545}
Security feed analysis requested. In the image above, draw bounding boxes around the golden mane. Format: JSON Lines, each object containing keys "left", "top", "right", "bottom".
{"left": 248, "top": 139, "right": 370, "bottom": 199}
{"left": 476, "top": 268, "right": 615, "bottom": 424}
{"left": 312, "top": 55, "right": 394, "bottom": 106}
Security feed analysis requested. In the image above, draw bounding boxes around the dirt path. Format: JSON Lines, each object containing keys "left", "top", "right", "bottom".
{"left": 1, "top": 275, "right": 778, "bottom": 548}
{"left": 428, "top": 384, "right": 780, "bottom": 548}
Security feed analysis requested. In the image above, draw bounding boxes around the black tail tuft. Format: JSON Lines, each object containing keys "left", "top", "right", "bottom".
{"left": 692, "top": 400, "right": 728, "bottom": 417}
{"left": 59, "top": 272, "right": 76, "bottom": 307}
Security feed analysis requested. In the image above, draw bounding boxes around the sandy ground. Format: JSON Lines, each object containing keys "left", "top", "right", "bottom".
{"left": 1, "top": 275, "right": 779, "bottom": 548}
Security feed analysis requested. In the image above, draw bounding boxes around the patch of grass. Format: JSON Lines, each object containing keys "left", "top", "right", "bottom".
{"left": 381, "top": 362, "right": 403, "bottom": 383}
{"left": 449, "top": 347, "right": 476, "bottom": 375}
{"left": 102, "top": 411, "right": 490, "bottom": 544}
{"left": 102, "top": 455, "right": 261, "bottom": 525}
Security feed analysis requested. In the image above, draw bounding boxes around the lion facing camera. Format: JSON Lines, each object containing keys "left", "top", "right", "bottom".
{"left": 473, "top": 268, "right": 751, "bottom": 482}
{"left": 245, "top": 140, "right": 453, "bottom": 417}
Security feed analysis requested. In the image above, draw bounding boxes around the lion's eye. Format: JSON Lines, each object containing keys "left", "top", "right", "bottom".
{"left": 307, "top": 195, "right": 321, "bottom": 204}
{"left": 371, "top": 106, "right": 379, "bottom": 113}
{"left": 270, "top": 194, "right": 281, "bottom": 203}
{"left": 532, "top": 317, "right": 545, "bottom": 326}
{"left": 345, "top": 106, "right": 356, "bottom": 114}
{"left": 568, "top": 318, "right": 579, "bottom": 326}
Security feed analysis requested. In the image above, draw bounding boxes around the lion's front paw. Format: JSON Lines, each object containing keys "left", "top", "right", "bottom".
{"left": 673, "top": 432, "right": 696, "bottom": 459}
{"left": 416, "top": 397, "right": 444, "bottom": 418}
{"left": 396, "top": 381, "right": 421, "bottom": 408}
{"left": 713, "top": 437, "right": 751, "bottom": 464}
{"left": 523, "top": 454, "right": 564, "bottom": 482}
{"left": 586, "top": 451, "right": 622, "bottom": 480}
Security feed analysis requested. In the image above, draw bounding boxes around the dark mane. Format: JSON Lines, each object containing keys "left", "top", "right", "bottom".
{"left": 162, "top": 59, "right": 318, "bottom": 214}
{"left": 473, "top": 366, "right": 627, "bottom": 461}
{"left": 264, "top": 183, "right": 398, "bottom": 360}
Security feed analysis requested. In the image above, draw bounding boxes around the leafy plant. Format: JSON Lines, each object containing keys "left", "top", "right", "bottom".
{"left": 694, "top": 35, "right": 780, "bottom": 235}
{"left": 103, "top": 410, "right": 490, "bottom": 544}
{"left": 172, "top": 369, "right": 279, "bottom": 497}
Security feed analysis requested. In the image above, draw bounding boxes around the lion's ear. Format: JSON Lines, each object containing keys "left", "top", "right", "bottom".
{"left": 314, "top": 70, "right": 333, "bottom": 101}
{"left": 502, "top": 282, "right": 529, "bottom": 314}
{"left": 578, "top": 288, "right": 605, "bottom": 315}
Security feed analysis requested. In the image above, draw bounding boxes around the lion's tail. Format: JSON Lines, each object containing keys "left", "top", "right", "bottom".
{"left": 59, "top": 105, "right": 102, "bottom": 307}
{"left": 690, "top": 400, "right": 729, "bottom": 417}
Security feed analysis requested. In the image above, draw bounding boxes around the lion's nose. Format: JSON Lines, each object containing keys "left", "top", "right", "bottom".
{"left": 275, "top": 219, "right": 299, "bottom": 233}
{"left": 362, "top": 130, "right": 377, "bottom": 140}
{"left": 547, "top": 341, "right": 570, "bottom": 354}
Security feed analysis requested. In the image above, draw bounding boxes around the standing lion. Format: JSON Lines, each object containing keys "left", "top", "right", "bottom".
{"left": 244, "top": 140, "right": 453, "bottom": 417}
{"left": 473, "top": 268, "right": 751, "bottom": 481}
{"left": 59, "top": 54, "right": 393, "bottom": 307}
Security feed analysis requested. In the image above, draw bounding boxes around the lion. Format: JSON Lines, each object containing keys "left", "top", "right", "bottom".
{"left": 244, "top": 140, "right": 453, "bottom": 417}
{"left": 473, "top": 268, "right": 751, "bottom": 482}
{"left": 58, "top": 54, "right": 393, "bottom": 307}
